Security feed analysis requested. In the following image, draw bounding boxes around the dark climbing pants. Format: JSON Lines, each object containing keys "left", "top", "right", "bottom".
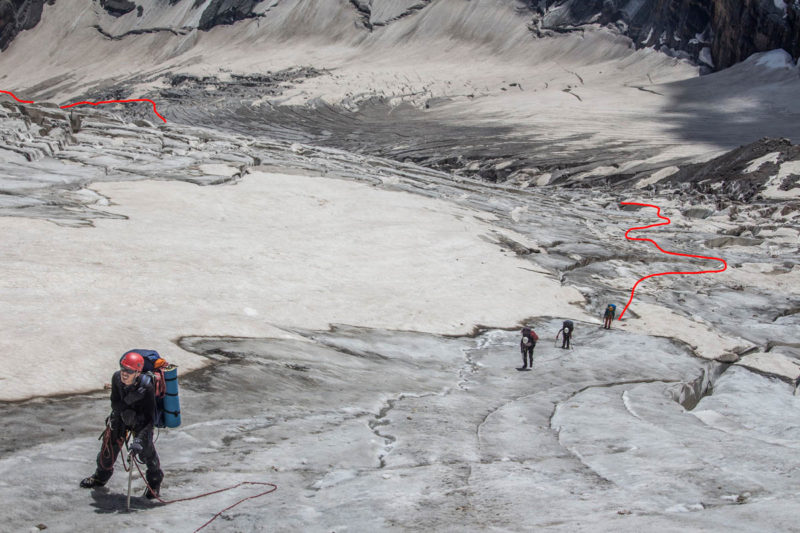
{"left": 603, "top": 316, "right": 612, "bottom": 329}
{"left": 562, "top": 332, "right": 571, "bottom": 349}
{"left": 521, "top": 344, "right": 535, "bottom": 368}
{"left": 95, "top": 426, "right": 163, "bottom": 490}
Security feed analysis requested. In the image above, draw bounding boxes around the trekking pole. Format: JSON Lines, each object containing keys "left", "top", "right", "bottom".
{"left": 126, "top": 452, "right": 133, "bottom": 512}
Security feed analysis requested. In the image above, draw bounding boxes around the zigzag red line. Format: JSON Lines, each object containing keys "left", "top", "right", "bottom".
{"left": 619, "top": 201, "right": 727, "bottom": 319}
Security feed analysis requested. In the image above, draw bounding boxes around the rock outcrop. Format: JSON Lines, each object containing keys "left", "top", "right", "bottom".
{"left": 712, "top": 0, "right": 800, "bottom": 69}
{"left": 99, "top": 0, "right": 136, "bottom": 17}
{"left": 2, "top": 0, "right": 798, "bottom": 72}
{"left": 529, "top": 0, "right": 800, "bottom": 71}
{"left": 661, "top": 137, "right": 800, "bottom": 202}
{"left": 0, "top": 0, "right": 51, "bottom": 50}
{"left": 197, "top": 0, "right": 264, "bottom": 31}
{"left": 0, "top": 0, "right": 270, "bottom": 50}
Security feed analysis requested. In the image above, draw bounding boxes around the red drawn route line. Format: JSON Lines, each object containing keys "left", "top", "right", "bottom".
{"left": 0, "top": 89, "right": 34, "bottom": 104}
{"left": 619, "top": 201, "right": 727, "bottom": 320}
{"left": 1, "top": 89, "right": 166, "bottom": 122}
{"left": 60, "top": 99, "right": 166, "bottom": 122}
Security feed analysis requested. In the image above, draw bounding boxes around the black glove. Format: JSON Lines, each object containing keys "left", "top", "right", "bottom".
{"left": 121, "top": 409, "right": 137, "bottom": 427}
{"left": 129, "top": 440, "right": 144, "bottom": 459}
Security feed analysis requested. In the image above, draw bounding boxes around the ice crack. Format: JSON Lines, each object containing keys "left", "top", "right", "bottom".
{"left": 368, "top": 392, "right": 437, "bottom": 468}
{"left": 93, "top": 24, "right": 194, "bottom": 40}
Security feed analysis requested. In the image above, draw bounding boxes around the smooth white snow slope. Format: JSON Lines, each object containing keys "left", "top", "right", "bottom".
{"left": 0, "top": 171, "right": 586, "bottom": 400}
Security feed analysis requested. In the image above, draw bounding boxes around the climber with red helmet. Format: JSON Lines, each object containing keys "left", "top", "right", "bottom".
{"left": 80, "top": 351, "right": 164, "bottom": 498}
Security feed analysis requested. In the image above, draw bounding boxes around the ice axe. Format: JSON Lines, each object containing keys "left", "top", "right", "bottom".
{"left": 126, "top": 451, "right": 134, "bottom": 512}
{"left": 554, "top": 331, "right": 575, "bottom": 350}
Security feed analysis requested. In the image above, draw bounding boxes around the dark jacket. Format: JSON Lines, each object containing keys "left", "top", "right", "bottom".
{"left": 109, "top": 371, "right": 156, "bottom": 436}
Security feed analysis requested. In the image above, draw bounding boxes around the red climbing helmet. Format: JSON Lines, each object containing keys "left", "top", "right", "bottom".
{"left": 120, "top": 351, "right": 144, "bottom": 372}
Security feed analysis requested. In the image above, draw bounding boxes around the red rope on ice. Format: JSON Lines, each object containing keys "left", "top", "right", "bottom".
{"left": 618, "top": 201, "right": 727, "bottom": 320}
{"left": 60, "top": 99, "right": 167, "bottom": 122}
{"left": 131, "top": 457, "right": 277, "bottom": 532}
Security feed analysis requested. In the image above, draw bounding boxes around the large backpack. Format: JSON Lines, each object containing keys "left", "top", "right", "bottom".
{"left": 121, "top": 349, "right": 181, "bottom": 428}
{"left": 563, "top": 320, "right": 574, "bottom": 333}
{"left": 521, "top": 327, "right": 539, "bottom": 342}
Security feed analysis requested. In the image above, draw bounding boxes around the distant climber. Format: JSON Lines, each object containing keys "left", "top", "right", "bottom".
{"left": 557, "top": 320, "right": 574, "bottom": 349}
{"left": 519, "top": 327, "right": 538, "bottom": 370}
{"left": 80, "top": 351, "right": 164, "bottom": 499}
{"left": 603, "top": 304, "right": 616, "bottom": 329}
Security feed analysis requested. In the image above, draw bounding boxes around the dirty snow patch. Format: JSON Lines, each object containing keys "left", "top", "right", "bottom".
{"left": 635, "top": 165, "right": 679, "bottom": 188}
{"left": 744, "top": 152, "right": 781, "bottom": 173}
{"left": 762, "top": 160, "right": 800, "bottom": 199}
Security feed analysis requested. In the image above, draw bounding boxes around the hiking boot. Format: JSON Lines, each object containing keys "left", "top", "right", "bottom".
{"left": 143, "top": 486, "right": 160, "bottom": 499}
{"left": 80, "top": 476, "right": 105, "bottom": 489}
